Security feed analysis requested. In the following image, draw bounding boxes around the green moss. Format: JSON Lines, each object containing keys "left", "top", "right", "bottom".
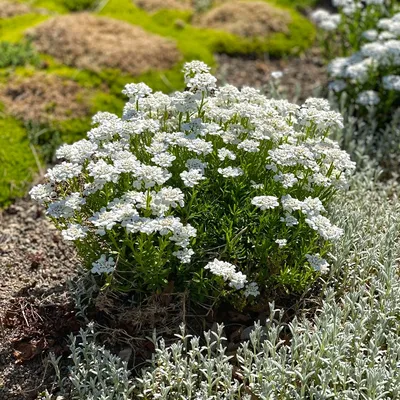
{"left": 19, "top": 0, "right": 69, "bottom": 13}
{"left": 0, "top": 14, "right": 49, "bottom": 42}
{"left": 100, "top": 0, "right": 315, "bottom": 58}
{"left": 272, "top": 0, "right": 318, "bottom": 9}
{"left": 0, "top": 115, "right": 38, "bottom": 207}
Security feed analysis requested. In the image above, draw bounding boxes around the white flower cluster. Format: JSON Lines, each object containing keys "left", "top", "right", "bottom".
{"left": 311, "top": 9, "right": 341, "bottom": 31}
{"left": 327, "top": 12, "right": 400, "bottom": 107}
{"left": 30, "top": 61, "right": 353, "bottom": 296}
{"left": 204, "top": 259, "right": 247, "bottom": 290}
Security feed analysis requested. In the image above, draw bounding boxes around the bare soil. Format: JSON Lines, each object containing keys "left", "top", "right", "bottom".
{"left": 215, "top": 49, "right": 328, "bottom": 103}
{"left": 0, "top": 199, "right": 79, "bottom": 400}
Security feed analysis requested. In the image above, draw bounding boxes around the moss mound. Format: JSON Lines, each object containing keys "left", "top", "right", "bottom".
{"left": 134, "top": 0, "right": 191, "bottom": 12}
{"left": 0, "top": 116, "right": 38, "bottom": 207}
{"left": 196, "top": 1, "right": 291, "bottom": 38}
{"left": 27, "top": 13, "right": 182, "bottom": 76}
{"left": 0, "top": 74, "right": 91, "bottom": 124}
{"left": 0, "top": 0, "right": 32, "bottom": 18}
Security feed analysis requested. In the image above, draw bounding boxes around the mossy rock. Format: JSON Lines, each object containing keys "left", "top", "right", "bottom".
{"left": 0, "top": 115, "right": 38, "bottom": 207}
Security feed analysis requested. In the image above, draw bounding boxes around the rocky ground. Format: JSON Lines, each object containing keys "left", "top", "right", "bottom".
{"left": 0, "top": 199, "right": 78, "bottom": 400}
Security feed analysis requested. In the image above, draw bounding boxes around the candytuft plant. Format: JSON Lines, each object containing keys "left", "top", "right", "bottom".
{"left": 30, "top": 61, "right": 355, "bottom": 307}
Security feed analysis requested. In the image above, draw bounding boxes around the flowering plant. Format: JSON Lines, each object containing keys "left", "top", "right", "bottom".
{"left": 30, "top": 61, "right": 354, "bottom": 306}
{"left": 311, "top": 0, "right": 398, "bottom": 59}
{"left": 326, "top": 11, "right": 400, "bottom": 132}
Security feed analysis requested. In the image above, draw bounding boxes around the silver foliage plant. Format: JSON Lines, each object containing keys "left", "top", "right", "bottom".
{"left": 43, "top": 171, "right": 400, "bottom": 399}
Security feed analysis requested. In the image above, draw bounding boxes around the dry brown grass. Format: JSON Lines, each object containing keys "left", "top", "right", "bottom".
{"left": 195, "top": 1, "right": 291, "bottom": 38}
{"left": 27, "top": 13, "right": 181, "bottom": 76}
{"left": 0, "top": 0, "right": 32, "bottom": 18}
{"left": 134, "top": 0, "right": 191, "bottom": 12}
{"left": 0, "top": 74, "right": 91, "bottom": 124}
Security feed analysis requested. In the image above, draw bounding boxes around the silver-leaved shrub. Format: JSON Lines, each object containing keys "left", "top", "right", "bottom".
{"left": 30, "top": 61, "right": 355, "bottom": 304}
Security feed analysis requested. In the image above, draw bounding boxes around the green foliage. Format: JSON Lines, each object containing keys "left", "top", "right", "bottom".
{"left": 0, "top": 13, "right": 48, "bottom": 43}
{"left": 100, "top": 0, "right": 315, "bottom": 58}
{"left": 60, "top": 0, "right": 98, "bottom": 11}
{"left": 0, "top": 40, "right": 40, "bottom": 68}
{"left": 0, "top": 115, "right": 38, "bottom": 207}
{"left": 42, "top": 173, "right": 400, "bottom": 399}
{"left": 31, "top": 65, "right": 353, "bottom": 309}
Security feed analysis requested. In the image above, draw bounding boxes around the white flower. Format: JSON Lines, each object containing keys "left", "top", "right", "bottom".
{"left": 46, "top": 162, "right": 82, "bottom": 183}
{"left": 281, "top": 195, "right": 303, "bottom": 213}
{"left": 62, "top": 223, "right": 87, "bottom": 241}
{"left": 218, "top": 148, "right": 236, "bottom": 161}
{"left": 251, "top": 196, "right": 279, "bottom": 210}
{"left": 274, "top": 172, "right": 298, "bottom": 189}
{"left": 306, "top": 253, "right": 329, "bottom": 274}
{"left": 88, "top": 159, "right": 119, "bottom": 183}
{"left": 183, "top": 61, "right": 211, "bottom": 81}
{"left": 204, "top": 259, "right": 247, "bottom": 290}
{"left": 122, "top": 82, "right": 152, "bottom": 100}
{"left": 217, "top": 167, "right": 243, "bottom": 178}
{"left": 243, "top": 282, "right": 260, "bottom": 297}
{"left": 237, "top": 139, "right": 260, "bottom": 153}
{"left": 29, "top": 183, "right": 55, "bottom": 204}
{"left": 383, "top": 75, "right": 400, "bottom": 91}
{"left": 275, "top": 239, "right": 287, "bottom": 248}
{"left": 64, "top": 192, "right": 86, "bottom": 210}
{"left": 91, "top": 254, "right": 116, "bottom": 275}
{"left": 271, "top": 71, "right": 283, "bottom": 80}
{"left": 47, "top": 200, "right": 74, "bottom": 219}
{"left": 56, "top": 139, "right": 97, "bottom": 164}
{"left": 280, "top": 213, "right": 298, "bottom": 227}
{"left": 356, "top": 90, "right": 380, "bottom": 106}
{"left": 362, "top": 29, "right": 378, "bottom": 41}
{"left": 151, "top": 152, "right": 176, "bottom": 168}
{"left": 328, "top": 80, "right": 347, "bottom": 93}
{"left": 173, "top": 248, "right": 194, "bottom": 264}
{"left": 305, "top": 215, "right": 344, "bottom": 240}
{"left": 180, "top": 169, "right": 206, "bottom": 187}
{"left": 186, "top": 73, "right": 217, "bottom": 93}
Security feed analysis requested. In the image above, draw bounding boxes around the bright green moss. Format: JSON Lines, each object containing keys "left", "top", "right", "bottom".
{"left": 0, "top": 115, "right": 38, "bottom": 207}
{"left": 100, "top": 0, "right": 315, "bottom": 58}
{"left": 0, "top": 14, "right": 49, "bottom": 43}
{"left": 272, "top": 0, "right": 318, "bottom": 9}
{"left": 19, "top": 0, "right": 69, "bottom": 13}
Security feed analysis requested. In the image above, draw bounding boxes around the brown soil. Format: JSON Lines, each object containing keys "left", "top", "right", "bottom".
{"left": 134, "top": 0, "right": 191, "bottom": 12}
{"left": 0, "top": 198, "right": 79, "bottom": 400}
{"left": 0, "top": 0, "right": 32, "bottom": 18}
{"left": 27, "top": 13, "right": 181, "bottom": 76}
{"left": 216, "top": 49, "right": 328, "bottom": 103}
{"left": 195, "top": 1, "right": 291, "bottom": 38}
{"left": 0, "top": 74, "right": 91, "bottom": 125}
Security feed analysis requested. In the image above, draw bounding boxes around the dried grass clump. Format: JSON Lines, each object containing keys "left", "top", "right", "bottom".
{"left": 27, "top": 14, "right": 181, "bottom": 76}
{"left": 196, "top": 1, "right": 291, "bottom": 38}
{"left": 134, "top": 0, "right": 191, "bottom": 12}
{"left": 0, "top": 74, "right": 90, "bottom": 124}
{"left": 0, "top": 0, "right": 32, "bottom": 18}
